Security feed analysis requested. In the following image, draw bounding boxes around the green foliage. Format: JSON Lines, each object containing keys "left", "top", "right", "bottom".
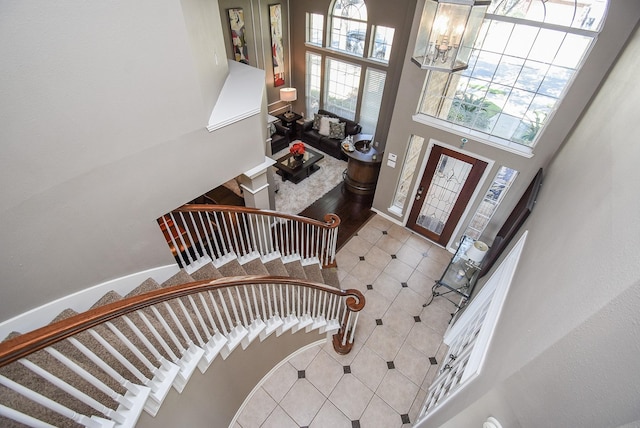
{"left": 447, "top": 93, "right": 498, "bottom": 131}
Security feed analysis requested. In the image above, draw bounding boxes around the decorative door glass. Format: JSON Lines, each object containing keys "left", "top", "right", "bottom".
{"left": 417, "top": 154, "right": 473, "bottom": 235}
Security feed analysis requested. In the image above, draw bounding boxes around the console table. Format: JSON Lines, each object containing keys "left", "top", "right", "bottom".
{"left": 424, "top": 235, "right": 481, "bottom": 310}
{"left": 341, "top": 134, "right": 382, "bottom": 195}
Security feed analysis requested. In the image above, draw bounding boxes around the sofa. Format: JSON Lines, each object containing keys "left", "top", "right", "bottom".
{"left": 300, "top": 109, "right": 362, "bottom": 159}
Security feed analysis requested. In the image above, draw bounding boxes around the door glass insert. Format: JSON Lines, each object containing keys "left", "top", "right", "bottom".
{"left": 417, "top": 154, "right": 473, "bottom": 235}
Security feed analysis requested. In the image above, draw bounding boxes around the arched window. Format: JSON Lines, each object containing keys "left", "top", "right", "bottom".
{"left": 329, "top": 0, "right": 368, "bottom": 57}
{"left": 417, "top": 0, "right": 608, "bottom": 152}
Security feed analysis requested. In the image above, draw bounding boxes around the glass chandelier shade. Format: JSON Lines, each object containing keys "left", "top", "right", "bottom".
{"left": 412, "top": 0, "right": 490, "bottom": 72}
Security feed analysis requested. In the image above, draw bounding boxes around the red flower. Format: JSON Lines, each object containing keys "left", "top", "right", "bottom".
{"left": 290, "top": 142, "right": 305, "bottom": 155}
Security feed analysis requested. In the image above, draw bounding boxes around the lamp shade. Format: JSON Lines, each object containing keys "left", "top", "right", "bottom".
{"left": 280, "top": 87, "right": 297, "bottom": 102}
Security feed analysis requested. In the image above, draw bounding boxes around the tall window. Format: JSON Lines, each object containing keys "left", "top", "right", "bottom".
{"left": 305, "top": 52, "right": 322, "bottom": 119}
{"left": 306, "top": 13, "right": 324, "bottom": 46}
{"left": 417, "top": 0, "right": 607, "bottom": 150}
{"left": 324, "top": 58, "right": 361, "bottom": 120}
{"left": 391, "top": 135, "right": 425, "bottom": 214}
{"left": 360, "top": 68, "right": 386, "bottom": 135}
{"left": 303, "top": 0, "right": 394, "bottom": 136}
{"left": 464, "top": 166, "right": 518, "bottom": 239}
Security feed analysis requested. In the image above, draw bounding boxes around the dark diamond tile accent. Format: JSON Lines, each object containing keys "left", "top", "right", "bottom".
{"left": 343, "top": 365, "right": 351, "bottom": 374}
{"left": 387, "top": 361, "right": 395, "bottom": 369}
{"left": 429, "top": 357, "right": 438, "bottom": 365}
{"left": 375, "top": 319, "right": 383, "bottom": 326}
{"left": 401, "top": 282, "right": 408, "bottom": 288}
{"left": 352, "top": 421, "right": 361, "bottom": 428}
{"left": 414, "top": 315, "right": 421, "bottom": 322}
{"left": 298, "top": 370, "right": 305, "bottom": 378}
{"left": 382, "top": 230, "right": 388, "bottom": 235}
{"left": 366, "top": 284, "right": 373, "bottom": 290}
{"left": 359, "top": 256, "right": 365, "bottom": 261}
{"left": 401, "top": 414, "right": 410, "bottom": 424}
{"left": 391, "top": 254, "right": 397, "bottom": 259}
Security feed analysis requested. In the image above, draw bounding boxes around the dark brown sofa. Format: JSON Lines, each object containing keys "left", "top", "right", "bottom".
{"left": 300, "top": 109, "right": 362, "bottom": 159}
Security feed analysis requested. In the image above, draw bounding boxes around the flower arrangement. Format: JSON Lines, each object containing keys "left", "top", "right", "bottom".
{"left": 290, "top": 142, "right": 305, "bottom": 156}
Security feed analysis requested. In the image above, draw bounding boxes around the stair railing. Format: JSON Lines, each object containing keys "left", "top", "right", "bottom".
{"left": 0, "top": 276, "right": 364, "bottom": 428}
{"left": 158, "top": 205, "right": 340, "bottom": 272}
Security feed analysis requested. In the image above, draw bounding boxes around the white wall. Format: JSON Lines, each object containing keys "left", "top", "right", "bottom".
{"left": 0, "top": 1, "right": 266, "bottom": 321}
{"left": 418, "top": 14, "right": 640, "bottom": 428}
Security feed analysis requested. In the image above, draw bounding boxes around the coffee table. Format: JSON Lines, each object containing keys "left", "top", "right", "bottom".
{"left": 274, "top": 146, "right": 324, "bottom": 184}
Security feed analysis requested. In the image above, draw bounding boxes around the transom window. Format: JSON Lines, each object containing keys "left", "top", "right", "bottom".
{"left": 417, "top": 0, "right": 607, "bottom": 150}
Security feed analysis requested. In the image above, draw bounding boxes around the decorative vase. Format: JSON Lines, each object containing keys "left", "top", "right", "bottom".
{"left": 293, "top": 153, "right": 304, "bottom": 161}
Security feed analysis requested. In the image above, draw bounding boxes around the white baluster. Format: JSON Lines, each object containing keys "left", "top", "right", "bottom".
{"left": 174, "top": 299, "right": 205, "bottom": 347}
{"left": 161, "top": 302, "right": 194, "bottom": 347}
{"left": 45, "top": 347, "right": 134, "bottom": 409}
{"left": 87, "top": 329, "right": 149, "bottom": 384}
{"left": 105, "top": 321, "right": 158, "bottom": 374}
{"left": 187, "top": 295, "right": 212, "bottom": 341}
{"left": 19, "top": 358, "right": 127, "bottom": 424}
{"left": 170, "top": 212, "right": 194, "bottom": 266}
{"left": 133, "top": 312, "right": 179, "bottom": 362}
{"left": 217, "top": 290, "right": 235, "bottom": 330}
{"left": 0, "top": 403, "right": 57, "bottom": 428}
{"left": 150, "top": 306, "right": 187, "bottom": 353}
{"left": 0, "top": 375, "right": 104, "bottom": 428}
{"left": 67, "top": 337, "right": 141, "bottom": 394}
{"left": 160, "top": 215, "right": 188, "bottom": 269}
{"left": 208, "top": 291, "right": 229, "bottom": 335}
{"left": 122, "top": 315, "right": 167, "bottom": 364}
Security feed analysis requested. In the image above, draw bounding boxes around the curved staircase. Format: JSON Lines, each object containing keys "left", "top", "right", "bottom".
{"left": 0, "top": 206, "right": 365, "bottom": 427}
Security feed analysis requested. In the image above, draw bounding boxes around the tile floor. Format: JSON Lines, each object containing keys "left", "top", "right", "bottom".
{"left": 234, "top": 214, "right": 457, "bottom": 428}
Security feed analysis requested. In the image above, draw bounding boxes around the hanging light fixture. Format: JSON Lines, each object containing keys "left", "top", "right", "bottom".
{"left": 412, "top": 0, "right": 491, "bottom": 72}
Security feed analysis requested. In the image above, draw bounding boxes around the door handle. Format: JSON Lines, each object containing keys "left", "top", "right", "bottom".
{"left": 415, "top": 186, "right": 424, "bottom": 200}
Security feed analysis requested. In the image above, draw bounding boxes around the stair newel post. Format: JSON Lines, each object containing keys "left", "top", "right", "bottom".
{"left": 332, "top": 290, "right": 365, "bottom": 355}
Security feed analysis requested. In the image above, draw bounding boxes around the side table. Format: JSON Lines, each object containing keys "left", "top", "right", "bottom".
{"left": 276, "top": 112, "right": 303, "bottom": 139}
{"left": 341, "top": 134, "right": 382, "bottom": 195}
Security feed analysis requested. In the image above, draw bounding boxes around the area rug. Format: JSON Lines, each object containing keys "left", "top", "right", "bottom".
{"left": 273, "top": 143, "right": 346, "bottom": 215}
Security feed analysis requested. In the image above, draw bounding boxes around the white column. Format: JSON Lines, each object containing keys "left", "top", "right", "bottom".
{"left": 238, "top": 156, "right": 277, "bottom": 210}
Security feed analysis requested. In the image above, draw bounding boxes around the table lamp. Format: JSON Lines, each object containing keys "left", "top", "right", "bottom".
{"left": 280, "top": 87, "right": 297, "bottom": 119}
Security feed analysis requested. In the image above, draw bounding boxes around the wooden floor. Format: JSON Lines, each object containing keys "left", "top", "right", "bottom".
{"left": 299, "top": 182, "right": 375, "bottom": 251}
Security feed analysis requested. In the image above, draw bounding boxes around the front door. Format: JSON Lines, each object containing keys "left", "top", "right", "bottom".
{"left": 407, "top": 145, "right": 487, "bottom": 246}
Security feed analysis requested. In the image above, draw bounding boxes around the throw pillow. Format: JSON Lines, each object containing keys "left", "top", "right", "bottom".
{"left": 312, "top": 113, "right": 326, "bottom": 130}
{"left": 318, "top": 116, "right": 338, "bottom": 136}
{"left": 269, "top": 123, "right": 277, "bottom": 136}
{"left": 329, "top": 121, "right": 346, "bottom": 139}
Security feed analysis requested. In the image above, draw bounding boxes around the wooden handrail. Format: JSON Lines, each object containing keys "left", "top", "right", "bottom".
{"left": 0, "top": 276, "right": 364, "bottom": 368}
{"left": 177, "top": 204, "right": 341, "bottom": 230}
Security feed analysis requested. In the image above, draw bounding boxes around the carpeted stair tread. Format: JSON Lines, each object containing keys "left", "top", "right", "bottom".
{"left": 263, "top": 259, "right": 290, "bottom": 277}
{"left": 321, "top": 267, "right": 341, "bottom": 289}
{"left": 242, "top": 258, "right": 270, "bottom": 276}
{"left": 283, "top": 260, "right": 308, "bottom": 280}
{"left": 217, "top": 259, "right": 248, "bottom": 277}
{"left": 191, "top": 263, "right": 223, "bottom": 281}
{"left": 90, "top": 290, "right": 124, "bottom": 309}
{"left": 303, "top": 264, "right": 325, "bottom": 284}
{"left": 161, "top": 269, "right": 194, "bottom": 288}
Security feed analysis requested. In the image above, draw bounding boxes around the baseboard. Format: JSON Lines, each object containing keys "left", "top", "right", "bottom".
{"left": 0, "top": 264, "right": 181, "bottom": 338}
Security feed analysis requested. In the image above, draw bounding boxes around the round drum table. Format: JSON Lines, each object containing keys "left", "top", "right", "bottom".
{"left": 342, "top": 134, "right": 383, "bottom": 195}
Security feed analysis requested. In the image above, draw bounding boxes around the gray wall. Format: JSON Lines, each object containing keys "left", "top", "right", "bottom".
{"left": 136, "top": 332, "right": 323, "bottom": 428}
{"left": 218, "top": 0, "right": 293, "bottom": 114}
{"left": 372, "top": 0, "right": 639, "bottom": 250}
{"left": 418, "top": 17, "right": 640, "bottom": 428}
{"left": 0, "top": 1, "right": 266, "bottom": 321}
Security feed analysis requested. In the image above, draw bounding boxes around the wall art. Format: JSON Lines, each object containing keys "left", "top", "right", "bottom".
{"left": 228, "top": 8, "right": 249, "bottom": 64}
{"left": 269, "top": 4, "right": 285, "bottom": 87}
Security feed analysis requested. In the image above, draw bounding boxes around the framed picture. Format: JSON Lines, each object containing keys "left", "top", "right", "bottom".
{"left": 228, "top": 8, "right": 249, "bottom": 64}
{"left": 269, "top": 4, "right": 285, "bottom": 87}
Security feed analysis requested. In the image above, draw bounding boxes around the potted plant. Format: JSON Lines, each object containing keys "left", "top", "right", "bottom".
{"left": 290, "top": 142, "right": 305, "bottom": 161}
